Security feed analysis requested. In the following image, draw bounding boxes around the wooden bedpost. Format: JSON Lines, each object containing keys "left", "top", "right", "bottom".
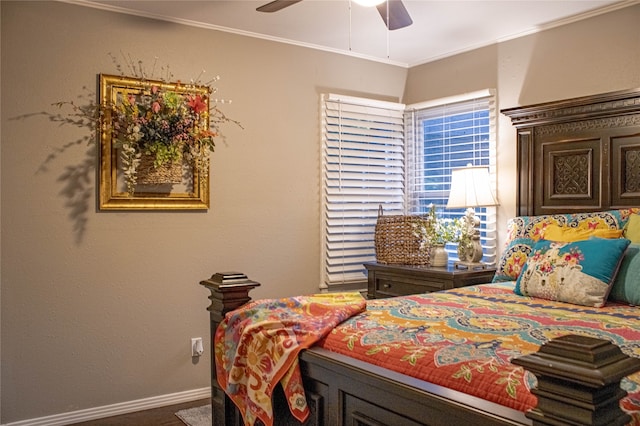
{"left": 512, "top": 335, "right": 640, "bottom": 426}
{"left": 200, "top": 272, "right": 260, "bottom": 426}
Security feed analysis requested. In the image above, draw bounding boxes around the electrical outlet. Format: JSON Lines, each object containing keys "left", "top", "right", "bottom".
{"left": 191, "top": 337, "right": 204, "bottom": 357}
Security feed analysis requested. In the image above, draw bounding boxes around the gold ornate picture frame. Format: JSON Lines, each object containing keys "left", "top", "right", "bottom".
{"left": 99, "top": 74, "right": 210, "bottom": 210}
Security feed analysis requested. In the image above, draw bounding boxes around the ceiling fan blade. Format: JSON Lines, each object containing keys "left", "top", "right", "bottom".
{"left": 376, "top": 0, "right": 413, "bottom": 30}
{"left": 256, "top": 0, "right": 303, "bottom": 13}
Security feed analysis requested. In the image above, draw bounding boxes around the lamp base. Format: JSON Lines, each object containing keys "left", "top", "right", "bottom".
{"left": 457, "top": 208, "right": 485, "bottom": 268}
{"left": 454, "top": 261, "right": 490, "bottom": 270}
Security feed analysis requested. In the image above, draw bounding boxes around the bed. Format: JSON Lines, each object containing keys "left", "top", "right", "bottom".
{"left": 201, "top": 88, "right": 640, "bottom": 426}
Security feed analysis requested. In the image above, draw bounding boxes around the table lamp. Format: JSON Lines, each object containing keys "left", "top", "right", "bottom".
{"left": 446, "top": 165, "right": 498, "bottom": 269}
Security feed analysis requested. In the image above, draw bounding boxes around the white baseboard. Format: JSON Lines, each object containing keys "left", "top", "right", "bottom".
{"left": 2, "top": 387, "right": 211, "bottom": 426}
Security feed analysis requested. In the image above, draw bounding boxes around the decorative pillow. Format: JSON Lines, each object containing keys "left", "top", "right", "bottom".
{"left": 495, "top": 209, "right": 640, "bottom": 284}
{"left": 492, "top": 238, "right": 536, "bottom": 282}
{"left": 624, "top": 215, "right": 640, "bottom": 244}
{"left": 609, "top": 243, "right": 640, "bottom": 305}
{"left": 514, "top": 237, "right": 631, "bottom": 307}
{"left": 542, "top": 224, "right": 623, "bottom": 242}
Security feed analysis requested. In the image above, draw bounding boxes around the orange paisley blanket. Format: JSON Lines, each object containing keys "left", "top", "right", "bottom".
{"left": 215, "top": 292, "right": 366, "bottom": 426}
{"left": 319, "top": 282, "right": 640, "bottom": 423}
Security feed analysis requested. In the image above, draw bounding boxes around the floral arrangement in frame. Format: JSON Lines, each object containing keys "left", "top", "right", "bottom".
{"left": 98, "top": 59, "right": 238, "bottom": 210}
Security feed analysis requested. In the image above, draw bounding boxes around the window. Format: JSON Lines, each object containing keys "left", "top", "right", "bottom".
{"left": 320, "top": 90, "right": 497, "bottom": 290}
{"left": 405, "top": 90, "right": 497, "bottom": 263}
{"left": 321, "top": 94, "right": 405, "bottom": 289}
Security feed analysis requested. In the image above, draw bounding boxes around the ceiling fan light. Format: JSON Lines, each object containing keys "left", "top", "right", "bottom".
{"left": 353, "top": 0, "right": 386, "bottom": 7}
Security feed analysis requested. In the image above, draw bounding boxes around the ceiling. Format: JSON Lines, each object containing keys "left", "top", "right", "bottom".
{"left": 74, "top": 0, "right": 634, "bottom": 67}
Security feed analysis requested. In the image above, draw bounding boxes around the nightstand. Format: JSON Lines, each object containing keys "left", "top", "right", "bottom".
{"left": 365, "top": 262, "right": 496, "bottom": 299}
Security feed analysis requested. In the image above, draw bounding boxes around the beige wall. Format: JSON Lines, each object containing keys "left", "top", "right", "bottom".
{"left": 0, "top": 2, "right": 406, "bottom": 423}
{"left": 1, "top": 1, "right": 639, "bottom": 423}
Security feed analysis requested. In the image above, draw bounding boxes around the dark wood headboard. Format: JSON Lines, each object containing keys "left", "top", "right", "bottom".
{"left": 501, "top": 88, "right": 640, "bottom": 216}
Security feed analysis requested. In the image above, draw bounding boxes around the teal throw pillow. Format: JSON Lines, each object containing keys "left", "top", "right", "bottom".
{"left": 609, "top": 243, "right": 640, "bottom": 305}
{"left": 514, "top": 237, "right": 631, "bottom": 307}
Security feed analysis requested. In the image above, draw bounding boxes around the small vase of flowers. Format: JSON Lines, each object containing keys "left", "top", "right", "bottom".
{"left": 414, "top": 205, "right": 466, "bottom": 266}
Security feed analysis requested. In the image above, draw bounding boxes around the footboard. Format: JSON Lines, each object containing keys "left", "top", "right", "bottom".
{"left": 297, "top": 347, "right": 528, "bottom": 425}
{"left": 201, "top": 273, "right": 640, "bottom": 426}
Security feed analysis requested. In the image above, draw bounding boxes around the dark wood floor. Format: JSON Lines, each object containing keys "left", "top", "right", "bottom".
{"left": 71, "top": 398, "right": 211, "bottom": 426}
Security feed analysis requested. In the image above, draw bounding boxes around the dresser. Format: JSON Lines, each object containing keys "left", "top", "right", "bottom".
{"left": 365, "top": 262, "right": 496, "bottom": 299}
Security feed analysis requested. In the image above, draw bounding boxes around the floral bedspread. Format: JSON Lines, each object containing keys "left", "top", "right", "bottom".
{"left": 319, "top": 282, "right": 640, "bottom": 423}
{"left": 215, "top": 292, "right": 366, "bottom": 426}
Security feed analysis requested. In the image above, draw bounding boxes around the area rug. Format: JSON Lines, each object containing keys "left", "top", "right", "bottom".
{"left": 175, "top": 404, "right": 211, "bottom": 426}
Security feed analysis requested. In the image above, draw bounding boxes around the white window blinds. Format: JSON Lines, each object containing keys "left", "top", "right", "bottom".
{"left": 321, "top": 94, "right": 405, "bottom": 289}
{"left": 405, "top": 90, "right": 498, "bottom": 264}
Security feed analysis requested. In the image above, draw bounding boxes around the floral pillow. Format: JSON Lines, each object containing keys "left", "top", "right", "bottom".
{"left": 541, "top": 224, "right": 623, "bottom": 242}
{"left": 514, "top": 237, "right": 631, "bottom": 307}
{"left": 493, "top": 209, "right": 640, "bottom": 283}
{"left": 492, "top": 238, "right": 536, "bottom": 282}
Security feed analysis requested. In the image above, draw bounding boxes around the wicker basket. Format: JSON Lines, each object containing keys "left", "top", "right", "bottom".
{"left": 374, "top": 206, "right": 431, "bottom": 265}
{"left": 136, "top": 154, "right": 183, "bottom": 185}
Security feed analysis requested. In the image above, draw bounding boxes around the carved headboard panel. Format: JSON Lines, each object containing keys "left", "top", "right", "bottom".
{"left": 502, "top": 88, "right": 640, "bottom": 216}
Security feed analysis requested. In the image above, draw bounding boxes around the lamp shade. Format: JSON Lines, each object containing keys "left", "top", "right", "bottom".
{"left": 446, "top": 166, "right": 498, "bottom": 208}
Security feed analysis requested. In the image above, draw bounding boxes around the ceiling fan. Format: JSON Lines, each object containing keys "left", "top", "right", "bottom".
{"left": 256, "top": 0, "right": 413, "bottom": 31}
